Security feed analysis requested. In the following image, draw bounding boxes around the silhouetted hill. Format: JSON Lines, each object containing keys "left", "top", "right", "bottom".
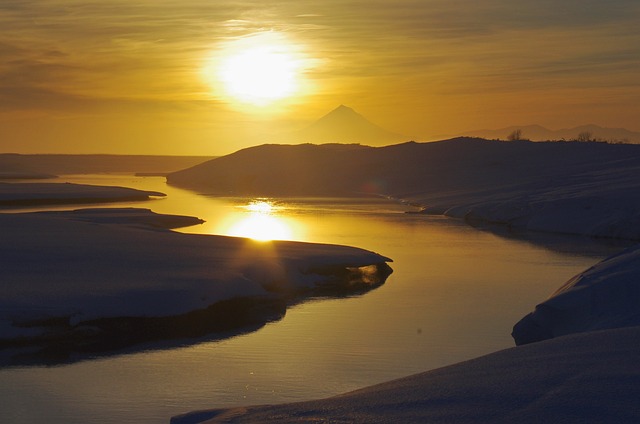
{"left": 284, "top": 105, "right": 407, "bottom": 145}
{"left": 459, "top": 124, "right": 640, "bottom": 143}
{"left": 167, "top": 138, "right": 640, "bottom": 197}
{"left": 169, "top": 143, "right": 370, "bottom": 195}
{"left": 168, "top": 138, "right": 640, "bottom": 239}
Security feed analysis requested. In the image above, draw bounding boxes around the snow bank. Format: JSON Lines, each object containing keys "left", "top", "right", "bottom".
{"left": 0, "top": 171, "right": 55, "bottom": 180}
{"left": 512, "top": 244, "right": 640, "bottom": 345}
{"left": 0, "top": 182, "right": 165, "bottom": 206}
{"left": 171, "top": 234, "right": 640, "bottom": 424}
{"left": 32, "top": 207, "right": 205, "bottom": 229}
{"left": 0, "top": 209, "right": 391, "bottom": 349}
{"left": 433, "top": 176, "right": 640, "bottom": 240}
{"left": 172, "top": 325, "right": 640, "bottom": 424}
{"left": 0, "top": 153, "right": 212, "bottom": 176}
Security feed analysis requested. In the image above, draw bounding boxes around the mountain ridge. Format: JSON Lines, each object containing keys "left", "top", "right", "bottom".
{"left": 167, "top": 137, "right": 640, "bottom": 196}
{"left": 167, "top": 138, "right": 640, "bottom": 240}
{"left": 458, "top": 124, "right": 640, "bottom": 143}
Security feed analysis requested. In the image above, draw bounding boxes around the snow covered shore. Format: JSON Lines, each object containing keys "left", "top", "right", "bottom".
{"left": 172, "top": 325, "right": 640, "bottom": 424}
{"left": 0, "top": 182, "right": 165, "bottom": 206}
{"left": 166, "top": 139, "right": 640, "bottom": 423}
{"left": 2, "top": 142, "right": 638, "bottom": 421}
{"left": 513, "top": 243, "right": 640, "bottom": 345}
{"left": 0, "top": 153, "right": 212, "bottom": 177}
{"left": 0, "top": 208, "right": 391, "bottom": 362}
{"left": 0, "top": 171, "right": 55, "bottom": 180}
{"left": 173, "top": 244, "right": 640, "bottom": 423}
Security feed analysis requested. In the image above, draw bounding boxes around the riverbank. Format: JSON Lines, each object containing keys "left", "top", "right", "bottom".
{"left": 173, "top": 324, "right": 640, "bottom": 424}
{"left": 173, "top": 243, "right": 640, "bottom": 423}
{"left": 0, "top": 207, "right": 391, "bottom": 365}
{"left": 165, "top": 138, "right": 640, "bottom": 423}
{"left": 0, "top": 182, "right": 165, "bottom": 206}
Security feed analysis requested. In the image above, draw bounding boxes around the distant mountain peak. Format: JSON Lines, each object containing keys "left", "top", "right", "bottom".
{"left": 314, "top": 104, "right": 368, "bottom": 125}
{"left": 459, "top": 124, "right": 640, "bottom": 143}
{"left": 323, "top": 104, "right": 361, "bottom": 118}
{"left": 287, "top": 105, "right": 406, "bottom": 146}
{"left": 331, "top": 104, "right": 360, "bottom": 116}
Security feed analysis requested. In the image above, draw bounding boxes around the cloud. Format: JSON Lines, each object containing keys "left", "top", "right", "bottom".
{"left": 2, "top": 1, "right": 638, "bottom": 99}
{"left": 0, "top": 0, "right": 639, "bottom": 152}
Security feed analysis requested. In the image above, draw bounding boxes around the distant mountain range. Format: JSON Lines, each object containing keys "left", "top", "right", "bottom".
{"left": 281, "top": 105, "right": 407, "bottom": 145}
{"left": 282, "top": 106, "right": 640, "bottom": 145}
{"left": 457, "top": 124, "right": 640, "bottom": 143}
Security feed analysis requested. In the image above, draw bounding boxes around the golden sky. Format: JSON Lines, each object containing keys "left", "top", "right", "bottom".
{"left": 1, "top": 0, "right": 639, "bottom": 154}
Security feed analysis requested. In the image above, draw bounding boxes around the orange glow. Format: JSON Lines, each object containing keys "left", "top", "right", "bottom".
{"left": 203, "top": 32, "right": 311, "bottom": 108}
{"left": 227, "top": 214, "right": 293, "bottom": 241}
{"left": 2, "top": 3, "right": 639, "bottom": 154}
{"left": 220, "top": 199, "right": 302, "bottom": 241}
{"left": 245, "top": 200, "right": 275, "bottom": 214}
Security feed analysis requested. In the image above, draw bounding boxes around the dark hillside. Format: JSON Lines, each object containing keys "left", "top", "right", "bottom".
{"left": 167, "top": 138, "right": 640, "bottom": 198}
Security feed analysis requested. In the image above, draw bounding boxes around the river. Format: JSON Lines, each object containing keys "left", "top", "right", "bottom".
{"left": 0, "top": 174, "right": 624, "bottom": 423}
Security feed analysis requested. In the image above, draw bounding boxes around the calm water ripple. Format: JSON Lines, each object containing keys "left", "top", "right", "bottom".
{"left": 0, "top": 175, "right": 624, "bottom": 424}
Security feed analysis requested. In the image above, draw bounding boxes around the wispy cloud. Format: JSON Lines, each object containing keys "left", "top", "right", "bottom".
{"left": 0, "top": 0, "right": 639, "bottom": 152}
{"left": 3, "top": 1, "right": 638, "bottom": 100}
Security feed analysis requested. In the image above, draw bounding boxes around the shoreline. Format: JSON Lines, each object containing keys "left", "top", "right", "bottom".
{"left": 0, "top": 207, "right": 392, "bottom": 366}
{"left": 172, "top": 242, "right": 640, "bottom": 423}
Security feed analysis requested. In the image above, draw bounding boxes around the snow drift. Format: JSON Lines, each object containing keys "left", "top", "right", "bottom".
{"left": 172, "top": 325, "right": 640, "bottom": 424}
{"left": 171, "top": 229, "right": 640, "bottom": 424}
{"left": 0, "top": 153, "right": 212, "bottom": 176}
{"left": 167, "top": 138, "right": 640, "bottom": 423}
{"left": 0, "top": 208, "right": 391, "bottom": 361}
{"left": 0, "top": 182, "right": 165, "bottom": 206}
{"left": 512, "top": 244, "right": 640, "bottom": 345}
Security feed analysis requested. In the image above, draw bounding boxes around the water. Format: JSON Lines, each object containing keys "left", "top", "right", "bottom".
{"left": 0, "top": 175, "right": 624, "bottom": 423}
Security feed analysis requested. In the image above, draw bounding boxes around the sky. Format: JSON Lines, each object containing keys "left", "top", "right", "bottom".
{"left": 1, "top": 0, "right": 639, "bottom": 155}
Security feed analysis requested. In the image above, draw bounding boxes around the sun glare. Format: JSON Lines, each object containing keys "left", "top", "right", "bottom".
{"left": 222, "top": 199, "right": 299, "bottom": 241}
{"left": 246, "top": 200, "right": 274, "bottom": 214}
{"left": 204, "top": 32, "right": 309, "bottom": 107}
{"left": 228, "top": 214, "right": 293, "bottom": 241}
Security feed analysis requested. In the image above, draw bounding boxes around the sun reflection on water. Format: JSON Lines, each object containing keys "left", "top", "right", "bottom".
{"left": 221, "top": 199, "right": 301, "bottom": 241}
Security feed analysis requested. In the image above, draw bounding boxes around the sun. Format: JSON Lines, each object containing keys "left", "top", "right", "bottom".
{"left": 245, "top": 200, "right": 275, "bottom": 214}
{"left": 220, "top": 46, "right": 297, "bottom": 104}
{"left": 204, "top": 32, "right": 308, "bottom": 107}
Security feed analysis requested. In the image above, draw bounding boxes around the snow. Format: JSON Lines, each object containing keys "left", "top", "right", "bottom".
{"left": 4, "top": 141, "right": 640, "bottom": 421}
{"left": 0, "top": 171, "right": 55, "bottom": 180}
{"left": 32, "top": 207, "right": 205, "bottom": 229}
{"left": 0, "top": 182, "right": 165, "bottom": 205}
{"left": 169, "top": 234, "right": 640, "bottom": 422}
{"left": 0, "top": 208, "right": 391, "bottom": 345}
{"left": 165, "top": 138, "right": 640, "bottom": 423}
{"left": 512, "top": 244, "right": 640, "bottom": 345}
{"left": 0, "top": 153, "right": 212, "bottom": 176}
{"left": 172, "top": 325, "right": 640, "bottom": 424}
{"left": 434, "top": 177, "right": 640, "bottom": 240}
{"left": 172, "top": 239, "right": 640, "bottom": 422}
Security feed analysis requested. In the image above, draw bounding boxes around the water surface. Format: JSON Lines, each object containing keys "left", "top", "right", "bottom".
{"left": 0, "top": 175, "right": 623, "bottom": 423}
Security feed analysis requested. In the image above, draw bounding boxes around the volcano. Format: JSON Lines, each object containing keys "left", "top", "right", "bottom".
{"left": 287, "top": 105, "right": 407, "bottom": 146}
